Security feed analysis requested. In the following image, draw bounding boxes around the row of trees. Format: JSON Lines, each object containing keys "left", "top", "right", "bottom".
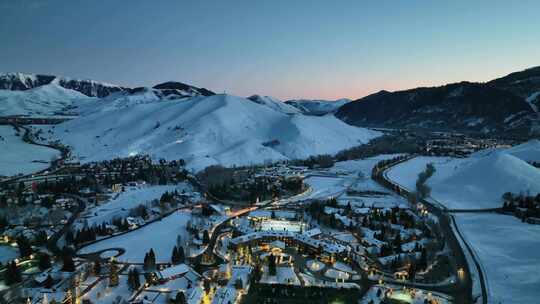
{"left": 415, "top": 163, "right": 435, "bottom": 200}
{"left": 171, "top": 245, "right": 185, "bottom": 265}
{"left": 502, "top": 192, "right": 540, "bottom": 219}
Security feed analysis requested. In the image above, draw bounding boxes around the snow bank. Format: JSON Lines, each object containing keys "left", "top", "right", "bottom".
{"left": 456, "top": 213, "right": 540, "bottom": 304}
{"left": 0, "top": 125, "right": 59, "bottom": 176}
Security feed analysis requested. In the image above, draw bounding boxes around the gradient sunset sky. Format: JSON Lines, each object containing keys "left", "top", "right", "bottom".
{"left": 1, "top": 0, "right": 539, "bottom": 100}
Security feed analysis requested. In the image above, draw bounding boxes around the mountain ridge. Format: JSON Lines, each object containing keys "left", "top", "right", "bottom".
{"left": 335, "top": 66, "right": 540, "bottom": 136}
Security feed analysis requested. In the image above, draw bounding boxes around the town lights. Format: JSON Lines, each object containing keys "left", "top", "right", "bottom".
{"left": 458, "top": 267, "right": 465, "bottom": 279}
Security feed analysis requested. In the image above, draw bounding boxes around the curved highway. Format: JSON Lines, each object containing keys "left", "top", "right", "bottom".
{"left": 376, "top": 155, "right": 488, "bottom": 304}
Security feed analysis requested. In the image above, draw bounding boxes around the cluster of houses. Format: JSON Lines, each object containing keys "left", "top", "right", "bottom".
{"left": 230, "top": 210, "right": 349, "bottom": 263}
{"left": 425, "top": 133, "right": 511, "bottom": 157}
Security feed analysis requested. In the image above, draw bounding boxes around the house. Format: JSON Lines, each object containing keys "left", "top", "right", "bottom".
{"left": 156, "top": 264, "right": 201, "bottom": 283}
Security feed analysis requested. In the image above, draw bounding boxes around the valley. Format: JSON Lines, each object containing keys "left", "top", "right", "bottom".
{"left": 0, "top": 70, "right": 539, "bottom": 304}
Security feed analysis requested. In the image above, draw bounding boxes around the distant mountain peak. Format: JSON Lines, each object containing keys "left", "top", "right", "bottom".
{"left": 336, "top": 66, "right": 540, "bottom": 136}
{"left": 153, "top": 81, "right": 215, "bottom": 97}
{"left": 0, "top": 72, "right": 124, "bottom": 97}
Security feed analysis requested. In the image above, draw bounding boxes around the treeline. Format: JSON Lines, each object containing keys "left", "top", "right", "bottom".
{"left": 290, "top": 154, "right": 334, "bottom": 169}
{"left": 336, "top": 135, "right": 420, "bottom": 162}
{"left": 415, "top": 163, "right": 435, "bottom": 200}
{"left": 502, "top": 192, "right": 540, "bottom": 220}
{"left": 199, "top": 165, "right": 303, "bottom": 202}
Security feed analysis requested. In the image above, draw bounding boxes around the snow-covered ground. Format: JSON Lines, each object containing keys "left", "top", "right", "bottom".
{"left": 82, "top": 275, "right": 133, "bottom": 304}
{"left": 505, "top": 139, "right": 540, "bottom": 162}
{"left": 0, "top": 245, "right": 19, "bottom": 264}
{"left": 285, "top": 98, "right": 351, "bottom": 115}
{"left": 455, "top": 213, "right": 540, "bottom": 304}
{"left": 0, "top": 83, "right": 93, "bottom": 117}
{"left": 387, "top": 150, "right": 540, "bottom": 209}
{"left": 260, "top": 266, "right": 301, "bottom": 285}
{"left": 79, "top": 210, "right": 192, "bottom": 263}
{"left": 385, "top": 143, "right": 540, "bottom": 303}
{"left": 40, "top": 93, "right": 380, "bottom": 171}
{"left": 304, "top": 176, "right": 352, "bottom": 200}
{"left": 0, "top": 125, "right": 59, "bottom": 176}
{"left": 76, "top": 184, "right": 193, "bottom": 228}
{"left": 324, "top": 268, "right": 349, "bottom": 280}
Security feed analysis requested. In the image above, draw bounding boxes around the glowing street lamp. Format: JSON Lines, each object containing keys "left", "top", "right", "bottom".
{"left": 458, "top": 268, "right": 465, "bottom": 280}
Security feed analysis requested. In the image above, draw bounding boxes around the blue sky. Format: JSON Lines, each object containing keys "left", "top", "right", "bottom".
{"left": 1, "top": 0, "right": 539, "bottom": 99}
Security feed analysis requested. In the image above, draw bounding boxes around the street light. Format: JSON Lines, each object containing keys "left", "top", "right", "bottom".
{"left": 458, "top": 268, "right": 465, "bottom": 280}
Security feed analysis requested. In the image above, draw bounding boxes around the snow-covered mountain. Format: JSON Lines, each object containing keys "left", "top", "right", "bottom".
{"left": 388, "top": 141, "right": 540, "bottom": 210}
{"left": 504, "top": 139, "right": 540, "bottom": 162}
{"left": 0, "top": 72, "right": 124, "bottom": 97}
{"left": 152, "top": 81, "right": 215, "bottom": 97}
{"left": 336, "top": 66, "right": 540, "bottom": 136}
{"left": 0, "top": 73, "right": 217, "bottom": 100}
{"left": 43, "top": 93, "right": 380, "bottom": 171}
{"left": 247, "top": 95, "right": 301, "bottom": 115}
{"left": 285, "top": 98, "right": 351, "bottom": 115}
{"left": 433, "top": 151, "right": 540, "bottom": 209}
{"left": 0, "top": 83, "right": 95, "bottom": 117}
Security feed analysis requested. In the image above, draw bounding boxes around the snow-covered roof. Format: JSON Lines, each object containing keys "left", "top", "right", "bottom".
{"left": 230, "top": 230, "right": 347, "bottom": 254}
{"left": 157, "top": 264, "right": 200, "bottom": 280}
{"left": 303, "top": 228, "right": 321, "bottom": 237}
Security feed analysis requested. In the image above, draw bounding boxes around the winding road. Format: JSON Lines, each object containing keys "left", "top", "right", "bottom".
{"left": 377, "top": 155, "right": 488, "bottom": 304}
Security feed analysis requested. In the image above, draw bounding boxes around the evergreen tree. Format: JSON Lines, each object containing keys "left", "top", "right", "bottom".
{"left": 177, "top": 246, "right": 185, "bottom": 264}
{"left": 128, "top": 268, "right": 141, "bottom": 290}
{"left": 202, "top": 230, "right": 210, "bottom": 245}
{"left": 62, "top": 252, "right": 76, "bottom": 272}
{"left": 173, "top": 291, "right": 187, "bottom": 304}
{"left": 93, "top": 260, "right": 102, "bottom": 275}
{"left": 38, "top": 253, "right": 52, "bottom": 270}
{"left": 16, "top": 236, "right": 32, "bottom": 257}
{"left": 171, "top": 246, "right": 179, "bottom": 264}
{"left": 149, "top": 248, "right": 156, "bottom": 269}
{"left": 5, "top": 261, "right": 22, "bottom": 285}
{"left": 109, "top": 260, "right": 119, "bottom": 287}
{"left": 268, "top": 253, "right": 277, "bottom": 276}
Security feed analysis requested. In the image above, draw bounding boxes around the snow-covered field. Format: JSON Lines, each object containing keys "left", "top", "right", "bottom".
{"left": 0, "top": 245, "right": 19, "bottom": 264}
{"left": 302, "top": 154, "right": 408, "bottom": 209}
{"left": 456, "top": 213, "right": 540, "bottom": 304}
{"left": 0, "top": 83, "right": 93, "bottom": 117}
{"left": 260, "top": 266, "right": 301, "bottom": 285}
{"left": 505, "top": 139, "right": 540, "bottom": 162}
{"left": 41, "top": 93, "right": 380, "bottom": 171}
{"left": 76, "top": 184, "right": 193, "bottom": 228}
{"left": 385, "top": 142, "right": 540, "bottom": 303}
{"left": 0, "top": 125, "right": 59, "bottom": 176}
{"left": 304, "top": 176, "right": 352, "bottom": 200}
{"left": 79, "top": 210, "right": 192, "bottom": 263}
{"left": 387, "top": 147, "right": 540, "bottom": 209}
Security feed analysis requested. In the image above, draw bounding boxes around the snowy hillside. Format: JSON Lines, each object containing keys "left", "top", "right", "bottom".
{"left": 44, "top": 94, "right": 380, "bottom": 171}
{"left": 505, "top": 139, "right": 540, "bottom": 162}
{"left": 434, "top": 152, "right": 540, "bottom": 209}
{"left": 0, "top": 83, "right": 95, "bottom": 117}
{"left": 0, "top": 72, "right": 124, "bottom": 97}
{"left": 285, "top": 98, "right": 351, "bottom": 115}
{"left": 387, "top": 149, "right": 540, "bottom": 209}
{"left": 0, "top": 126, "right": 59, "bottom": 177}
{"left": 247, "top": 95, "right": 301, "bottom": 114}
